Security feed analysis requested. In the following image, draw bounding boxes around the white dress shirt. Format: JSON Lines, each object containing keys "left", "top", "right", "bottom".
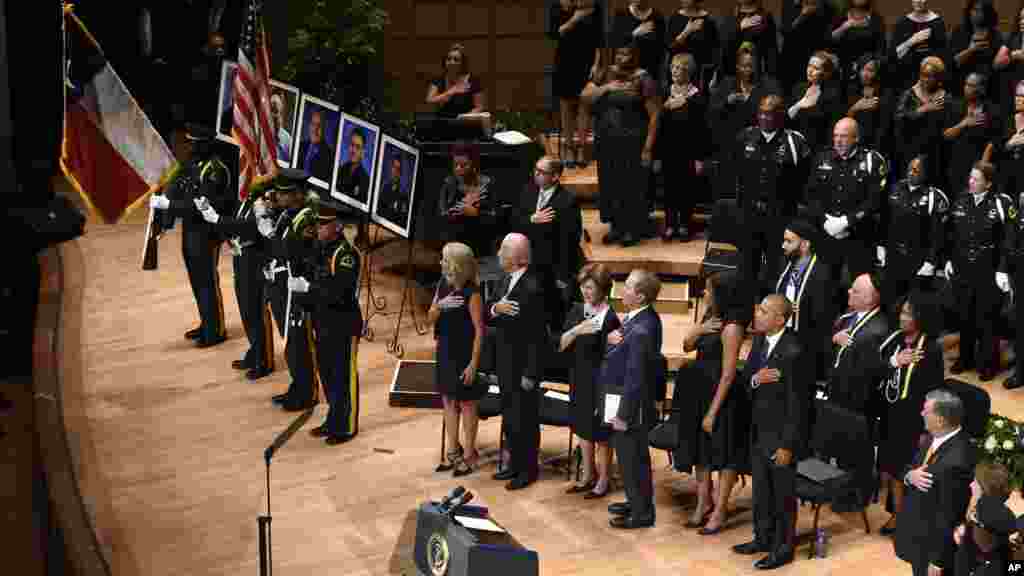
{"left": 751, "top": 329, "right": 784, "bottom": 388}
{"left": 491, "top": 267, "right": 527, "bottom": 317}
{"left": 536, "top": 185, "right": 557, "bottom": 211}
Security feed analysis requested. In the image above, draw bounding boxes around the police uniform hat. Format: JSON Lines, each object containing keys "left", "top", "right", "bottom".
{"left": 275, "top": 168, "right": 310, "bottom": 194}
{"left": 184, "top": 123, "right": 217, "bottom": 142}
{"left": 786, "top": 219, "right": 817, "bottom": 243}
{"left": 316, "top": 198, "right": 360, "bottom": 224}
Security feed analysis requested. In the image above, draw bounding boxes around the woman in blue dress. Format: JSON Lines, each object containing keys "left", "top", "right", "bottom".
{"left": 429, "top": 242, "right": 486, "bottom": 477}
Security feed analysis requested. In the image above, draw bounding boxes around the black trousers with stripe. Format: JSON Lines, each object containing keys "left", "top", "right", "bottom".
{"left": 233, "top": 249, "right": 273, "bottom": 370}
{"left": 283, "top": 311, "right": 319, "bottom": 405}
{"left": 315, "top": 318, "right": 359, "bottom": 438}
{"left": 182, "top": 230, "right": 225, "bottom": 342}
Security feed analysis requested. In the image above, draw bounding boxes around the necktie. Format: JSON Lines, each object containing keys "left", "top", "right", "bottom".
{"left": 923, "top": 442, "right": 938, "bottom": 466}
{"left": 303, "top": 143, "right": 318, "bottom": 173}
{"left": 750, "top": 338, "right": 770, "bottom": 374}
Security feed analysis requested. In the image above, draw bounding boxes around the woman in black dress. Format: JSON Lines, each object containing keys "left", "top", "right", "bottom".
{"left": 780, "top": 0, "right": 832, "bottom": 89}
{"left": 429, "top": 242, "right": 486, "bottom": 477}
{"left": 889, "top": 0, "right": 949, "bottom": 94}
{"left": 558, "top": 263, "right": 620, "bottom": 498}
{"left": 954, "top": 462, "right": 1017, "bottom": 576}
{"left": 949, "top": 0, "right": 1001, "bottom": 99}
{"left": 437, "top": 143, "right": 498, "bottom": 258}
{"left": 611, "top": 1, "right": 666, "bottom": 88}
{"left": 548, "top": 0, "right": 603, "bottom": 167}
{"left": 660, "top": 52, "right": 710, "bottom": 242}
{"left": 721, "top": 0, "right": 777, "bottom": 80}
{"left": 582, "top": 44, "right": 662, "bottom": 247}
{"left": 876, "top": 291, "right": 943, "bottom": 535}
{"left": 993, "top": 3, "right": 1024, "bottom": 115}
{"left": 708, "top": 43, "right": 780, "bottom": 200}
{"left": 787, "top": 50, "right": 843, "bottom": 155}
{"left": 666, "top": 0, "right": 720, "bottom": 91}
{"left": 997, "top": 80, "right": 1024, "bottom": 198}
{"left": 830, "top": 0, "right": 886, "bottom": 97}
{"left": 425, "top": 43, "right": 486, "bottom": 118}
{"left": 847, "top": 55, "right": 893, "bottom": 157}
{"left": 943, "top": 72, "right": 1002, "bottom": 195}
{"left": 895, "top": 57, "right": 950, "bottom": 188}
{"left": 674, "top": 270, "right": 751, "bottom": 533}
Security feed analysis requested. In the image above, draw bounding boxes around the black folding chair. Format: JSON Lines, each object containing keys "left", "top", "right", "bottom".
{"left": 693, "top": 199, "right": 743, "bottom": 321}
{"left": 795, "top": 399, "right": 872, "bottom": 558}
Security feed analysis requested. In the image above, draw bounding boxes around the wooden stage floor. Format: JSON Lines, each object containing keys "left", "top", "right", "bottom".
{"left": 69, "top": 216, "right": 1024, "bottom": 576}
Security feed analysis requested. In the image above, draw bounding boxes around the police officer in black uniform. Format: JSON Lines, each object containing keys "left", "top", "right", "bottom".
{"left": 149, "top": 123, "right": 232, "bottom": 348}
{"left": 197, "top": 174, "right": 277, "bottom": 379}
{"left": 264, "top": 169, "right": 322, "bottom": 411}
{"left": 291, "top": 199, "right": 363, "bottom": 445}
{"left": 735, "top": 93, "right": 811, "bottom": 294}
{"left": 805, "top": 117, "right": 887, "bottom": 292}
{"left": 944, "top": 161, "right": 1015, "bottom": 381}
{"left": 877, "top": 155, "right": 949, "bottom": 320}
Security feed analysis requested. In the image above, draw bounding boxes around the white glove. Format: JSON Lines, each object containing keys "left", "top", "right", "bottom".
{"left": 288, "top": 276, "right": 310, "bottom": 293}
{"left": 823, "top": 215, "right": 843, "bottom": 238}
{"left": 263, "top": 267, "right": 273, "bottom": 281}
{"left": 876, "top": 246, "right": 886, "bottom": 267}
{"left": 916, "top": 261, "right": 935, "bottom": 277}
{"left": 944, "top": 261, "right": 954, "bottom": 278}
{"left": 200, "top": 206, "right": 220, "bottom": 224}
{"left": 996, "top": 272, "right": 1011, "bottom": 293}
{"left": 150, "top": 194, "right": 170, "bottom": 210}
{"left": 253, "top": 200, "right": 268, "bottom": 218}
{"left": 258, "top": 218, "right": 275, "bottom": 238}
{"left": 193, "top": 196, "right": 210, "bottom": 212}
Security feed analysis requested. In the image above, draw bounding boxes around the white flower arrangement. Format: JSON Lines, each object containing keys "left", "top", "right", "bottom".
{"left": 974, "top": 414, "right": 1024, "bottom": 489}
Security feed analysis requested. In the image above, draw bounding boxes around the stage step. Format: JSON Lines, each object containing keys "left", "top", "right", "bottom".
{"left": 660, "top": 311, "right": 697, "bottom": 372}
{"left": 561, "top": 162, "right": 598, "bottom": 202}
{"left": 610, "top": 279, "right": 690, "bottom": 315}
{"left": 580, "top": 208, "right": 705, "bottom": 277}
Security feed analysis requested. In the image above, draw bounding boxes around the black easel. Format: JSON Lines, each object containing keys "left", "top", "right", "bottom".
{"left": 258, "top": 408, "right": 314, "bottom": 576}
{"left": 386, "top": 236, "right": 429, "bottom": 358}
{"left": 357, "top": 214, "right": 399, "bottom": 342}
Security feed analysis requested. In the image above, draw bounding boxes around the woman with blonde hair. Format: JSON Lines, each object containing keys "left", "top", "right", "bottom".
{"left": 429, "top": 242, "right": 486, "bottom": 476}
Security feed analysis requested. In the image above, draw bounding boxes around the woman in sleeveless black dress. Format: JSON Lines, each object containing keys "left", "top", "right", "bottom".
{"left": 876, "top": 291, "right": 943, "bottom": 534}
{"left": 673, "top": 270, "right": 752, "bottom": 533}
{"left": 557, "top": 264, "right": 620, "bottom": 498}
{"left": 429, "top": 242, "right": 486, "bottom": 477}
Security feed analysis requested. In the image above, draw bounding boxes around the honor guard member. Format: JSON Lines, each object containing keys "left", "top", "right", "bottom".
{"left": 805, "top": 118, "right": 887, "bottom": 291}
{"left": 265, "top": 169, "right": 322, "bottom": 411}
{"left": 259, "top": 171, "right": 312, "bottom": 337}
{"left": 877, "top": 155, "right": 949, "bottom": 320}
{"left": 944, "top": 161, "right": 1014, "bottom": 382}
{"left": 149, "top": 123, "right": 233, "bottom": 347}
{"left": 735, "top": 94, "right": 811, "bottom": 294}
{"left": 197, "top": 173, "right": 277, "bottom": 379}
{"left": 291, "top": 200, "right": 363, "bottom": 445}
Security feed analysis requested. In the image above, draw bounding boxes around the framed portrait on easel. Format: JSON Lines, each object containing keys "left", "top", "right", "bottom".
{"left": 293, "top": 95, "right": 341, "bottom": 190}
{"left": 268, "top": 80, "right": 300, "bottom": 169}
{"left": 371, "top": 135, "right": 419, "bottom": 239}
{"left": 215, "top": 60, "right": 238, "bottom": 145}
{"left": 331, "top": 114, "right": 380, "bottom": 214}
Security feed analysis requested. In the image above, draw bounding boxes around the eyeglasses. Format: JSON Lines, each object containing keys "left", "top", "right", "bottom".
{"left": 534, "top": 168, "right": 555, "bottom": 175}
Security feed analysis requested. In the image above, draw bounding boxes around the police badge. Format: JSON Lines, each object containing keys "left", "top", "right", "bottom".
{"left": 428, "top": 532, "right": 450, "bottom": 575}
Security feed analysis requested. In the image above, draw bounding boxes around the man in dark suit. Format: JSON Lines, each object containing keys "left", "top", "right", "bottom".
{"left": 895, "top": 389, "right": 977, "bottom": 576}
{"left": 515, "top": 156, "right": 584, "bottom": 332}
{"left": 333, "top": 128, "right": 370, "bottom": 204}
{"left": 605, "top": 269, "right": 663, "bottom": 529}
{"left": 297, "top": 109, "right": 334, "bottom": 183}
{"left": 732, "top": 294, "right": 809, "bottom": 570}
{"left": 487, "top": 233, "right": 547, "bottom": 490}
{"left": 828, "top": 271, "right": 889, "bottom": 510}
{"left": 774, "top": 220, "right": 834, "bottom": 381}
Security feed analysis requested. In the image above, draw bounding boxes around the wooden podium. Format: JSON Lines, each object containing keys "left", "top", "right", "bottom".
{"left": 413, "top": 501, "right": 538, "bottom": 576}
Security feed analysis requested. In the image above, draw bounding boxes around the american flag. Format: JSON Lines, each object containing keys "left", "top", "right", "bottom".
{"left": 231, "top": 0, "right": 277, "bottom": 200}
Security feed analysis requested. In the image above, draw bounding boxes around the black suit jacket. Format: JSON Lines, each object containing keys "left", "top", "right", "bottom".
{"left": 773, "top": 255, "right": 834, "bottom": 378}
{"left": 895, "top": 431, "right": 977, "bottom": 570}
{"left": 742, "top": 330, "right": 809, "bottom": 458}
{"left": 334, "top": 161, "right": 370, "bottom": 204}
{"left": 828, "top": 308, "right": 889, "bottom": 414}
{"left": 600, "top": 307, "right": 663, "bottom": 428}
{"left": 485, "top": 267, "right": 548, "bottom": 431}
{"left": 514, "top": 183, "right": 584, "bottom": 284}
{"left": 296, "top": 140, "right": 334, "bottom": 183}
